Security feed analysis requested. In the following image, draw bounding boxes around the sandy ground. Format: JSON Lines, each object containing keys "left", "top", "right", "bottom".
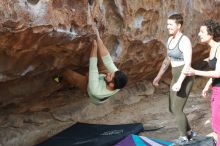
{"left": 87, "top": 89, "right": 214, "bottom": 142}
{"left": 0, "top": 79, "right": 215, "bottom": 146}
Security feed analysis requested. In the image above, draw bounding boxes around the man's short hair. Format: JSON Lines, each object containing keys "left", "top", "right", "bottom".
{"left": 113, "top": 70, "right": 128, "bottom": 89}
{"left": 168, "top": 13, "right": 183, "bottom": 26}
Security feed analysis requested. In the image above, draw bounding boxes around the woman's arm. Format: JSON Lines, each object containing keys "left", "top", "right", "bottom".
{"left": 202, "top": 78, "right": 212, "bottom": 97}
{"left": 183, "top": 47, "right": 220, "bottom": 78}
{"left": 153, "top": 56, "right": 171, "bottom": 86}
{"left": 172, "top": 36, "right": 192, "bottom": 91}
{"left": 194, "top": 70, "right": 220, "bottom": 78}
{"left": 194, "top": 51, "right": 220, "bottom": 78}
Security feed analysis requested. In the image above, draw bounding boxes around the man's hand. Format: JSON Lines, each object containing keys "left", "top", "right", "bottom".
{"left": 92, "top": 22, "right": 99, "bottom": 36}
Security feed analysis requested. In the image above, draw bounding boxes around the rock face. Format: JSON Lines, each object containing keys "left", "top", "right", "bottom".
{"left": 0, "top": 0, "right": 219, "bottom": 145}
{"left": 0, "top": 0, "right": 219, "bottom": 102}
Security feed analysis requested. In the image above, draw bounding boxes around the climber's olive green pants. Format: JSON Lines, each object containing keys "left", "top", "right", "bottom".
{"left": 169, "top": 65, "right": 194, "bottom": 136}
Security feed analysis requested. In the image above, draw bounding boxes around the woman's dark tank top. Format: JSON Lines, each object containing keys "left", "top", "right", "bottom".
{"left": 208, "top": 45, "right": 220, "bottom": 86}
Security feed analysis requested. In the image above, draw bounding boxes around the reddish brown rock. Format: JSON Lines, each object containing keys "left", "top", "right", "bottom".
{"left": 0, "top": 0, "right": 219, "bottom": 102}
{"left": 0, "top": 0, "right": 220, "bottom": 145}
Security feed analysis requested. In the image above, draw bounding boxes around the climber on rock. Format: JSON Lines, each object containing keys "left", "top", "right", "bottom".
{"left": 54, "top": 23, "right": 127, "bottom": 105}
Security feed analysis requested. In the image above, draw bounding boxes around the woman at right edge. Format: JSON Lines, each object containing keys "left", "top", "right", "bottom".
{"left": 184, "top": 19, "right": 220, "bottom": 146}
{"left": 153, "top": 13, "right": 195, "bottom": 145}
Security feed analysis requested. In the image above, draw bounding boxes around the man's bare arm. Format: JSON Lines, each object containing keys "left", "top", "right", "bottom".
{"left": 92, "top": 23, "right": 109, "bottom": 57}
{"left": 90, "top": 40, "right": 98, "bottom": 58}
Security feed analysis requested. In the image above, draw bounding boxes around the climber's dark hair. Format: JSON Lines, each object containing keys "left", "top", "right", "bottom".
{"left": 113, "top": 70, "right": 128, "bottom": 89}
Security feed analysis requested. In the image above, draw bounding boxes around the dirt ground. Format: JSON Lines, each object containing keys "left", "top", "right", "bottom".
{"left": 87, "top": 88, "right": 214, "bottom": 142}
{"left": 0, "top": 79, "right": 215, "bottom": 146}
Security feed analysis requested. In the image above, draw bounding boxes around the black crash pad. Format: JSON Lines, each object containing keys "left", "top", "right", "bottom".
{"left": 36, "top": 122, "right": 144, "bottom": 146}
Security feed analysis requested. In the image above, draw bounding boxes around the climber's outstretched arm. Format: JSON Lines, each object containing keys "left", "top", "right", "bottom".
{"left": 92, "top": 23, "right": 109, "bottom": 57}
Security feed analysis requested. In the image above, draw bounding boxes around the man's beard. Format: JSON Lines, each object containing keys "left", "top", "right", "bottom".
{"left": 104, "top": 77, "right": 112, "bottom": 85}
